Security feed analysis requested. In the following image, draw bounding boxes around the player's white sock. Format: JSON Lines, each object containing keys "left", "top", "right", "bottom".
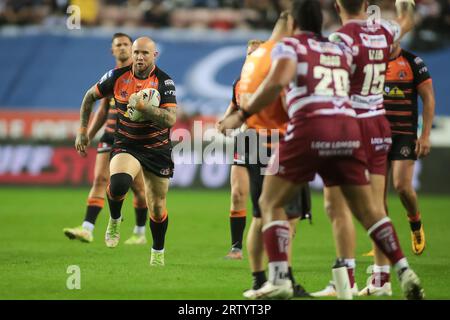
{"left": 394, "top": 258, "right": 409, "bottom": 274}
{"left": 82, "top": 221, "right": 94, "bottom": 232}
{"left": 344, "top": 258, "right": 355, "bottom": 269}
{"left": 134, "top": 226, "right": 146, "bottom": 235}
{"left": 373, "top": 264, "right": 390, "bottom": 274}
{"left": 151, "top": 248, "right": 164, "bottom": 253}
{"left": 111, "top": 217, "right": 122, "bottom": 223}
{"left": 268, "top": 261, "right": 290, "bottom": 285}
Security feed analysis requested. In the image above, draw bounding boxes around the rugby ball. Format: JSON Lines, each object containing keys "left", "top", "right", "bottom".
{"left": 127, "top": 88, "right": 161, "bottom": 122}
{"left": 139, "top": 88, "right": 161, "bottom": 109}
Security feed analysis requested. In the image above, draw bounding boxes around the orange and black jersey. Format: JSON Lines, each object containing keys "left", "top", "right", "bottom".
{"left": 105, "top": 97, "right": 117, "bottom": 134}
{"left": 95, "top": 65, "right": 177, "bottom": 151}
{"left": 384, "top": 50, "right": 432, "bottom": 136}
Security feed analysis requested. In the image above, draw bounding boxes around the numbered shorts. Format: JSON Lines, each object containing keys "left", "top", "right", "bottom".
{"left": 271, "top": 115, "right": 370, "bottom": 187}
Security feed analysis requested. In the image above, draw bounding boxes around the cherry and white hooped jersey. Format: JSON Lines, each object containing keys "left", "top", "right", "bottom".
{"left": 272, "top": 32, "right": 354, "bottom": 120}
{"left": 329, "top": 19, "right": 401, "bottom": 117}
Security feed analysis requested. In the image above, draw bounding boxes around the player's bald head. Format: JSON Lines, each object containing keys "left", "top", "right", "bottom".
{"left": 133, "top": 37, "right": 156, "bottom": 53}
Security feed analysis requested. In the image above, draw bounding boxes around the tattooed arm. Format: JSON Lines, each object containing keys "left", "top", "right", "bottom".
{"left": 139, "top": 105, "right": 177, "bottom": 128}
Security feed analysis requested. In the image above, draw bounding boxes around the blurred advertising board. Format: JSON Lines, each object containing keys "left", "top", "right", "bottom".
{"left": 1, "top": 111, "right": 450, "bottom": 193}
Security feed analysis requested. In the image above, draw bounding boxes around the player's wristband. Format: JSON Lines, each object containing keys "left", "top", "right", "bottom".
{"left": 78, "top": 127, "right": 87, "bottom": 134}
{"left": 237, "top": 108, "right": 252, "bottom": 121}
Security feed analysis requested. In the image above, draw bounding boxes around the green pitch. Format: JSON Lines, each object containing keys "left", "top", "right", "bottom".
{"left": 0, "top": 187, "right": 449, "bottom": 300}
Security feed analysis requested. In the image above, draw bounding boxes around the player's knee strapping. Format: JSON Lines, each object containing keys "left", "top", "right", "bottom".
{"left": 107, "top": 173, "right": 133, "bottom": 201}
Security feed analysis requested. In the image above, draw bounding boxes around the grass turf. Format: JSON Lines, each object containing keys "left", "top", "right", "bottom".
{"left": 0, "top": 187, "right": 449, "bottom": 300}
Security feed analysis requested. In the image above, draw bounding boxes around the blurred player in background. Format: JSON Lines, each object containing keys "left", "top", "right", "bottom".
{"left": 219, "top": 11, "right": 311, "bottom": 298}
{"left": 64, "top": 33, "right": 148, "bottom": 245}
{"left": 220, "top": 39, "right": 262, "bottom": 260}
{"left": 75, "top": 37, "right": 177, "bottom": 266}
{"left": 222, "top": 0, "right": 424, "bottom": 300}
{"left": 383, "top": 43, "right": 434, "bottom": 255}
{"left": 312, "top": 0, "right": 416, "bottom": 298}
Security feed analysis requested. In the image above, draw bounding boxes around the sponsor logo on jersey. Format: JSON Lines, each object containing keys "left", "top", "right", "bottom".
{"left": 308, "top": 39, "right": 343, "bottom": 55}
{"left": 136, "top": 82, "right": 157, "bottom": 90}
{"left": 415, "top": 57, "right": 424, "bottom": 65}
{"left": 120, "top": 90, "right": 128, "bottom": 99}
{"left": 385, "top": 86, "right": 405, "bottom": 98}
{"left": 419, "top": 66, "right": 428, "bottom": 74}
{"left": 360, "top": 34, "right": 388, "bottom": 49}
{"left": 164, "top": 79, "right": 175, "bottom": 86}
{"left": 99, "top": 70, "right": 113, "bottom": 84}
{"left": 398, "top": 70, "right": 407, "bottom": 80}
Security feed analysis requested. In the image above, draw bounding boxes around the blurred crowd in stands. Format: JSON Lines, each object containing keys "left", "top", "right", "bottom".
{"left": 1, "top": 0, "right": 449, "bottom": 49}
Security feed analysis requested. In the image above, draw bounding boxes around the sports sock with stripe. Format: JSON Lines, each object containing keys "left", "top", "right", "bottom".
{"left": 230, "top": 209, "right": 246, "bottom": 249}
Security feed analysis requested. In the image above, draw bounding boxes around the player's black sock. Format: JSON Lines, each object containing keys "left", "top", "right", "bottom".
{"left": 252, "top": 271, "right": 267, "bottom": 290}
{"left": 107, "top": 198, "right": 124, "bottom": 220}
{"left": 84, "top": 197, "right": 105, "bottom": 225}
{"left": 84, "top": 206, "right": 102, "bottom": 225}
{"left": 150, "top": 214, "right": 168, "bottom": 250}
{"left": 230, "top": 216, "right": 246, "bottom": 249}
{"left": 135, "top": 207, "right": 148, "bottom": 227}
{"left": 410, "top": 220, "right": 422, "bottom": 232}
{"left": 408, "top": 212, "right": 422, "bottom": 232}
{"left": 107, "top": 173, "right": 133, "bottom": 220}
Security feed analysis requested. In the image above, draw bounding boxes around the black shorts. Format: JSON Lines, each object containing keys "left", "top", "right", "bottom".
{"left": 97, "top": 132, "right": 114, "bottom": 153}
{"left": 246, "top": 162, "right": 312, "bottom": 220}
{"left": 388, "top": 134, "right": 417, "bottom": 161}
{"left": 243, "top": 133, "right": 312, "bottom": 219}
{"left": 111, "top": 145, "right": 174, "bottom": 178}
